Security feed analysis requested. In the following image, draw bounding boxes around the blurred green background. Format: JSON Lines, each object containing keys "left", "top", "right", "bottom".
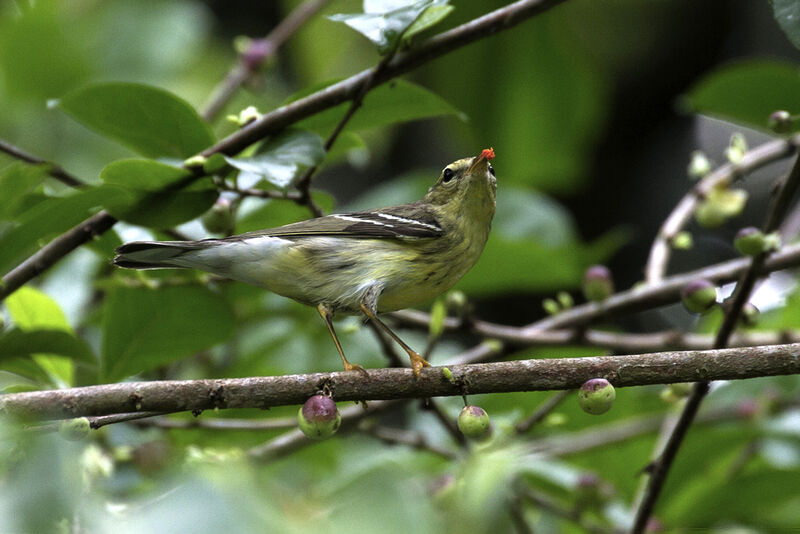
{"left": 3, "top": 0, "right": 800, "bottom": 532}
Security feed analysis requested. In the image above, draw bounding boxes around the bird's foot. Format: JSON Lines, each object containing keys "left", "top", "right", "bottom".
{"left": 409, "top": 352, "right": 431, "bottom": 377}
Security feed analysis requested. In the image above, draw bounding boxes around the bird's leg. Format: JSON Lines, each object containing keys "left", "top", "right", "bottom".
{"left": 360, "top": 286, "right": 430, "bottom": 376}
{"left": 317, "top": 303, "right": 367, "bottom": 375}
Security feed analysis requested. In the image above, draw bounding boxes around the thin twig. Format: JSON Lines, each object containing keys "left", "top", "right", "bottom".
{"left": 364, "top": 424, "right": 458, "bottom": 459}
{"left": 0, "top": 211, "right": 117, "bottom": 302}
{"left": 4, "top": 343, "right": 800, "bottom": 420}
{"left": 422, "top": 397, "right": 467, "bottom": 446}
{"left": 201, "top": 0, "right": 333, "bottom": 122}
{"left": 644, "top": 135, "right": 799, "bottom": 284}
{"left": 293, "top": 52, "right": 398, "bottom": 217}
{"left": 394, "top": 309, "right": 800, "bottom": 352}
{"left": 631, "top": 152, "right": 800, "bottom": 534}
{"left": 519, "top": 487, "right": 621, "bottom": 534}
{"left": 201, "top": 0, "right": 568, "bottom": 158}
{"left": 247, "top": 399, "right": 405, "bottom": 461}
{"left": 0, "top": 138, "right": 86, "bottom": 188}
{"left": 515, "top": 390, "right": 572, "bottom": 433}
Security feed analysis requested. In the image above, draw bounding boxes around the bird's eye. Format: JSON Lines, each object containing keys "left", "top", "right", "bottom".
{"left": 488, "top": 164, "right": 495, "bottom": 177}
{"left": 442, "top": 168, "right": 455, "bottom": 182}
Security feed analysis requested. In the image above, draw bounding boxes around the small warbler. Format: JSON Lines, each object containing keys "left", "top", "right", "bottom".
{"left": 114, "top": 148, "right": 497, "bottom": 375}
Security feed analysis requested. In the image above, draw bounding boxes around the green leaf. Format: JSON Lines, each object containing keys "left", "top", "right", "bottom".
{"left": 291, "top": 79, "right": 465, "bottom": 135}
{"left": 402, "top": 4, "right": 454, "bottom": 44}
{"left": 328, "top": 1, "right": 448, "bottom": 55}
{"left": 685, "top": 60, "right": 800, "bottom": 133}
{"left": 5, "top": 286, "right": 71, "bottom": 331}
{"left": 773, "top": 0, "right": 800, "bottom": 51}
{"left": 0, "top": 187, "right": 109, "bottom": 277}
{"left": 101, "top": 286, "right": 235, "bottom": 381}
{"left": 0, "top": 329, "right": 94, "bottom": 364}
{"left": 56, "top": 82, "right": 214, "bottom": 158}
{"left": 100, "top": 158, "right": 217, "bottom": 227}
{"left": 4, "top": 287, "right": 79, "bottom": 385}
{"left": 223, "top": 130, "right": 325, "bottom": 189}
{"left": 0, "top": 163, "right": 48, "bottom": 220}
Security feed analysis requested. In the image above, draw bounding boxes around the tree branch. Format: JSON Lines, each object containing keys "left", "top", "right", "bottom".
{"left": 3, "top": 343, "right": 800, "bottom": 420}
{"left": 631, "top": 151, "right": 800, "bottom": 533}
{"left": 644, "top": 134, "right": 799, "bottom": 284}
{"left": 200, "top": 0, "right": 568, "bottom": 158}
{"left": 201, "top": 0, "right": 333, "bottom": 122}
{"left": 0, "top": 210, "right": 117, "bottom": 302}
{"left": 0, "top": 138, "right": 86, "bottom": 188}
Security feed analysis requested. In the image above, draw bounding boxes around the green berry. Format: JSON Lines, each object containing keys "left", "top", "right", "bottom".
{"left": 768, "top": 110, "right": 793, "bottom": 134}
{"left": 58, "top": 417, "right": 91, "bottom": 441}
{"left": 681, "top": 279, "right": 717, "bottom": 314}
{"left": 297, "top": 395, "right": 341, "bottom": 440}
{"left": 201, "top": 197, "right": 235, "bottom": 235}
{"left": 734, "top": 227, "right": 766, "bottom": 256}
{"left": 582, "top": 265, "right": 614, "bottom": 302}
{"left": 578, "top": 379, "right": 615, "bottom": 415}
{"left": 741, "top": 303, "right": 760, "bottom": 326}
{"left": 457, "top": 405, "right": 491, "bottom": 440}
{"left": 668, "top": 382, "right": 693, "bottom": 398}
{"left": 445, "top": 290, "right": 469, "bottom": 316}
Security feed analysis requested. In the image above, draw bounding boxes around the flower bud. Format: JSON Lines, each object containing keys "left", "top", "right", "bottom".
{"left": 768, "top": 110, "right": 793, "bottom": 134}
{"left": 457, "top": 405, "right": 491, "bottom": 440}
{"left": 687, "top": 150, "right": 712, "bottom": 179}
{"left": 671, "top": 231, "right": 693, "bottom": 250}
{"left": 201, "top": 197, "right": 235, "bottom": 235}
{"left": 681, "top": 279, "right": 717, "bottom": 314}
{"left": 734, "top": 227, "right": 766, "bottom": 256}
{"left": 542, "top": 298, "right": 560, "bottom": 315}
{"left": 557, "top": 291, "right": 574, "bottom": 309}
{"left": 445, "top": 290, "right": 469, "bottom": 316}
{"left": 58, "top": 417, "right": 91, "bottom": 441}
{"left": 578, "top": 379, "right": 615, "bottom": 415}
{"left": 582, "top": 265, "right": 614, "bottom": 302}
{"left": 724, "top": 133, "right": 747, "bottom": 164}
{"left": 297, "top": 395, "right": 341, "bottom": 440}
{"left": 695, "top": 187, "right": 748, "bottom": 228}
{"left": 241, "top": 38, "right": 272, "bottom": 70}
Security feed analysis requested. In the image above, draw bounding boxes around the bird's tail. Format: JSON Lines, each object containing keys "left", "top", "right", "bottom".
{"left": 113, "top": 240, "right": 215, "bottom": 270}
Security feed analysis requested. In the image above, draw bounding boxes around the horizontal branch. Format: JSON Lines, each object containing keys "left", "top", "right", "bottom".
{"left": 0, "top": 138, "right": 86, "bottom": 188}
{"left": 394, "top": 309, "right": 800, "bottom": 352}
{"left": 522, "top": 241, "right": 800, "bottom": 334}
{"left": 3, "top": 343, "right": 799, "bottom": 420}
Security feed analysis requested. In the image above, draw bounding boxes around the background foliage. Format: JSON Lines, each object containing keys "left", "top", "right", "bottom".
{"left": 2, "top": 0, "right": 800, "bottom": 532}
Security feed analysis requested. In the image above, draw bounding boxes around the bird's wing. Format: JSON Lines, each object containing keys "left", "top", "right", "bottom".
{"left": 234, "top": 203, "right": 444, "bottom": 240}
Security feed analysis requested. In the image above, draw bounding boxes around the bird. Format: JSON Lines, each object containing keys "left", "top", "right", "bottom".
{"left": 113, "top": 148, "right": 496, "bottom": 375}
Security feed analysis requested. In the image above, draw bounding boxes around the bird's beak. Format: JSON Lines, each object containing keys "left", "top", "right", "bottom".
{"left": 468, "top": 147, "right": 495, "bottom": 174}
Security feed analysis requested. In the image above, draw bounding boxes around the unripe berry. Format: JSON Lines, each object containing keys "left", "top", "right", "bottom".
{"left": 578, "top": 379, "right": 615, "bottom": 415}
{"left": 58, "top": 417, "right": 91, "bottom": 441}
{"left": 681, "top": 279, "right": 717, "bottom": 314}
{"left": 740, "top": 303, "right": 760, "bottom": 326}
{"left": 457, "top": 405, "right": 491, "bottom": 440}
{"left": 668, "top": 382, "right": 693, "bottom": 398}
{"left": 734, "top": 227, "right": 767, "bottom": 256}
{"left": 297, "top": 395, "right": 341, "bottom": 440}
{"left": 768, "top": 110, "right": 793, "bottom": 134}
{"left": 582, "top": 265, "right": 614, "bottom": 302}
{"left": 201, "top": 197, "right": 235, "bottom": 235}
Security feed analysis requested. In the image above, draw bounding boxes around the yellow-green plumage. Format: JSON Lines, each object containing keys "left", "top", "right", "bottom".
{"left": 113, "top": 151, "right": 496, "bottom": 374}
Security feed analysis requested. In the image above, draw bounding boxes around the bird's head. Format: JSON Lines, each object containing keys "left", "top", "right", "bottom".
{"left": 424, "top": 148, "right": 496, "bottom": 214}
